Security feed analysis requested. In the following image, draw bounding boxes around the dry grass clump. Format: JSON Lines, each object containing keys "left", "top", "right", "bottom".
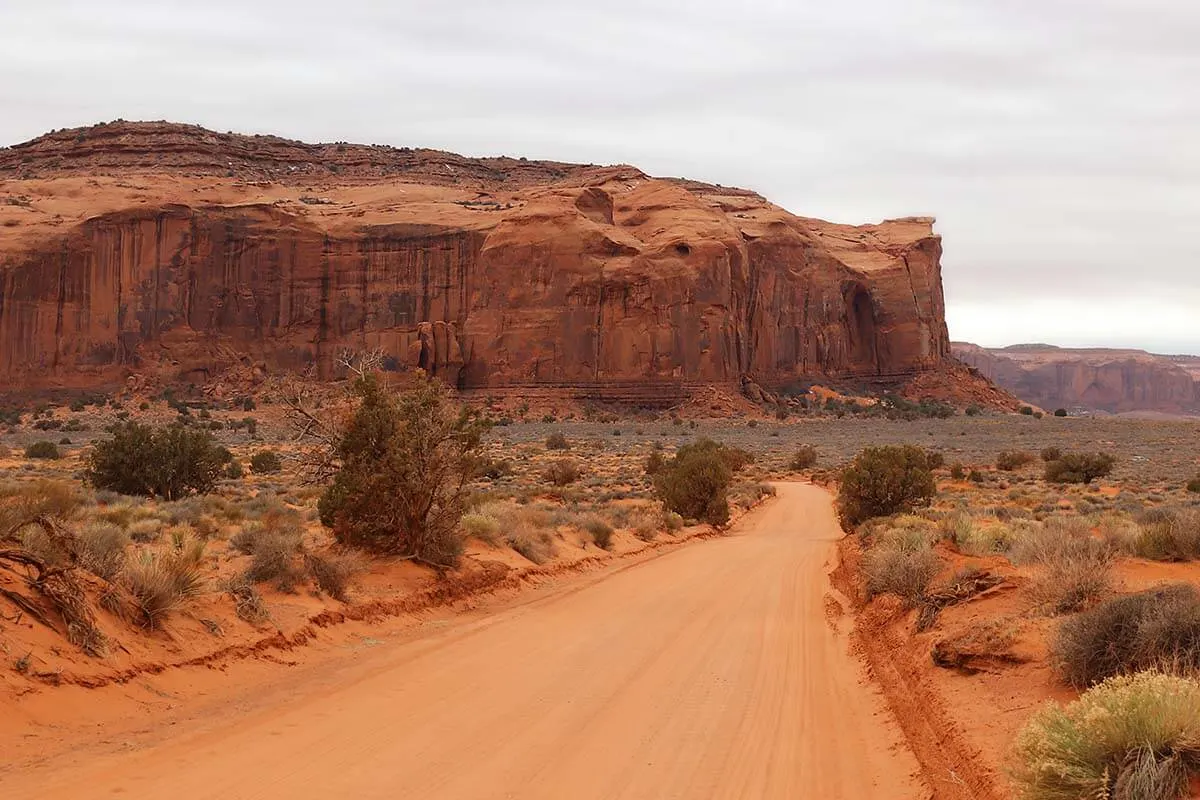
{"left": 232, "top": 513, "right": 305, "bottom": 592}
{"left": 940, "top": 511, "right": 1011, "bottom": 556}
{"left": 581, "top": 516, "right": 614, "bottom": 549}
{"left": 789, "top": 445, "right": 818, "bottom": 470}
{"left": 507, "top": 526, "right": 557, "bottom": 564}
{"left": 461, "top": 511, "right": 502, "bottom": 546}
{"left": 76, "top": 522, "right": 129, "bottom": 581}
{"left": 862, "top": 523, "right": 941, "bottom": 606}
{"left": 1132, "top": 509, "right": 1200, "bottom": 561}
{"left": 123, "top": 537, "right": 206, "bottom": 628}
{"left": 304, "top": 550, "right": 366, "bottom": 602}
{"left": 1012, "top": 671, "right": 1200, "bottom": 800}
{"left": 127, "top": 517, "right": 163, "bottom": 543}
{"left": 1004, "top": 517, "right": 1114, "bottom": 614}
{"left": 0, "top": 479, "right": 83, "bottom": 533}
{"left": 545, "top": 432, "right": 570, "bottom": 451}
{"left": 1052, "top": 584, "right": 1200, "bottom": 689}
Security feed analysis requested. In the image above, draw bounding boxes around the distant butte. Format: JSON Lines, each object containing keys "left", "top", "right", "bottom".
{"left": 0, "top": 120, "right": 1000, "bottom": 407}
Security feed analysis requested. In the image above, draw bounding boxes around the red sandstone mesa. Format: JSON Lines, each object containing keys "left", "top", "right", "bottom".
{"left": 0, "top": 122, "right": 951, "bottom": 400}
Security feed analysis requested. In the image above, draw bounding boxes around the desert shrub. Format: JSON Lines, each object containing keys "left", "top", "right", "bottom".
{"left": 77, "top": 522, "right": 130, "bottom": 581}
{"left": 1133, "top": 510, "right": 1200, "bottom": 561}
{"left": 940, "top": 513, "right": 1010, "bottom": 556}
{"left": 224, "top": 459, "right": 244, "bottom": 479}
{"left": 836, "top": 445, "right": 936, "bottom": 527}
{"left": 949, "top": 463, "right": 965, "bottom": 480}
{"left": 789, "top": 445, "right": 818, "bottom": 470}
{"left": 0, "top": 479, "right": 82, "bottom": 534}
{"left": 1053, "top": 408, "right": 1068, "bottom": 417}
{"left": 479, "top": 457, "right": 513, "bottom": 479}
{"left": 925, "top": 450, "right": 946, "bottom": 470}
{"left": 996, "top": 450, "right": 1036, "bottom": 471}
{"left": 318, "top": 374, "right": 486, "bottom": 567}
{"left": 545, "top": 432, "right": 570, "bottom": 450}
{"left": 1011, "top": 518, "right": 1114, "bottom": 614}
{"left": 1019, "top": 405, "right": 1035, "bottom": 416}
{"left": 1044, "top": 452, "right": 1116, "bottom": 485}
{"left": 243, "top": 528, "right": 305, "bottom": 591}
{"left": 1012, "top": 671, "right": 1200, "bottom": 800}
{"left": 123, "top": 537, "right": 206, "bottom": 627}
{"left": 85, "top": 422, "right": 226, "bottom": 499}
{"left": 644, "top": 449, "right": 667, "bottom": 476}
{"left": 968, "top": 469, "right": 985, "bottom": 483}
{"left": 543, "top": 459, "right": 582, "bottom": 486}
{"left": 461, "top": 512, "right": 502, "bottom": 545}
{"left": 127, "top": 518, "right": 163, "bottom": 543}
{"left": 583, "top": 516, "right": 614, "bottom": 549}
{"left": 1040, "top": 447, "right": 1063, "bottom": 463}
{"left": 24, "top": 440, "right": 60, "bottom": 460}
{"left": 863, "top": 529, "right": 941, "bottom": 606}
{"left": 249, "top": 450, "right": 283, "bottom": 474}
{"left": 304, "top": 550, "right": 365, "bottom": 602}
{"left": 506, "top": 525, "right": 556, "bottom": 564}
{"left": 652, "top": 438, "right": 750, "bottom": 526}
{"left": 662, "top": 510, "right": 684, "bottom": 532}
{"left": 1187, "top": 476, "right": 1200, "bottom": 494}
{"left": 1052, "top": 585, "right": 1200, "bottom": 689}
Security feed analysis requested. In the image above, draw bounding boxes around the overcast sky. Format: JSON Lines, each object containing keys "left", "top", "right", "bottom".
{"left": 3, "top": 1, "right": 1197, "bottom": 353}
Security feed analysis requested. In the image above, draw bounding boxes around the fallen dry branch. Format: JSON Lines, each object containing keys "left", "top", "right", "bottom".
{"left": 916, "top": 569, "right": 1005, "bottom": 631}
{"left": 0, "top": 517, "right": 108, "bottom": 656}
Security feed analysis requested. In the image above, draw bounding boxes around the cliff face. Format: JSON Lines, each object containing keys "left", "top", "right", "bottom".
{"left": 0, "top": 122, "right": 951, "bottom": 397}
{"left": 952, "top": 343, "right": 1200, "bottom": 414}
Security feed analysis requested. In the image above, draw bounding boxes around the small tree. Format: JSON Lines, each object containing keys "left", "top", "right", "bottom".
{"left": 653, "top": 438, "right": 750, "bottom": 526}
{"left": 317, "top": 373, "right": 485, "bottom": 567}
{"left": 837, "top": 445, "right": 936, "bottom": 527}
{"left": 85, "top": 423, "right": 226, "bottom": 499}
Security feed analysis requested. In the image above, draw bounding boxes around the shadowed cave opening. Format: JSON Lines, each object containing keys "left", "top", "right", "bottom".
{"left": 846, "top": 284, "right": 878, "bottom": 368}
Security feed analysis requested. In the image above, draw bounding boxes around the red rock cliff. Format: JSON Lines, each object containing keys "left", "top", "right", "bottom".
{"left": 952, "top": 342, "right": 1200, "bottom": 414}
{"left": 0, "top": 122, "right": 951, "bottom": 398}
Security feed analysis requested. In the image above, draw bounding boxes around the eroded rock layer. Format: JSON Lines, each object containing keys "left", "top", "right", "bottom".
{"left": 0, "top": 122, "right": 951, "bottom": 396}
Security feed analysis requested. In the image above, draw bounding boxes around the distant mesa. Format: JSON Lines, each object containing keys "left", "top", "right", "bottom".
{"left": 0, "top": 120, "right": 995, "bottom": 407}
{"left": 953, "top": 342, "right": 1200, "bottom": 415}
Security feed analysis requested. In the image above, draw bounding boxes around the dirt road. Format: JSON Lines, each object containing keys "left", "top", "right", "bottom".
{"left": 3, "top": 483, "right": 923, "bottom": 799}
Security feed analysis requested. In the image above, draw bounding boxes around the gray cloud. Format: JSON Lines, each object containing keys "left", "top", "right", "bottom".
{"left": 3, "top": 0, "right": 1197, "bottom": 352}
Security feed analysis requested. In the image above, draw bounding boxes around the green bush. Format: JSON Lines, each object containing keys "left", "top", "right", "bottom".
{"left": 653, "top": 438, "right": 750, "bottom": 526}
{"left": 1053, "top": 408, "right": 1068, "bottom": 417}
{"left": 249, "top": 450, "right": 283, "bottom": 474}
{"left": 1020, "top": 405, "right": 1035, "bottom": 416}
{"left": 24, "top": 440, "right": 61, "bottom": 459}
{"left": 85, "top": 422, "right": 226, "bottom": 499}
{"left": 1052, "top": 585, "right": 1200, "bottom": 689}
{"left": 1012, "top": 671, "right": 1200, "bottom": 800}
{"left": 836, "top": 445, "right": 936, "bottom": 527}
{"left": 1044, "top": 452, "right": 1116, "bottom": 484}
{"left": 317, "top": 374, "right": 485, "bottom": 567}
{"left": 789, "top": 445, "right": 818, "bottom": 471}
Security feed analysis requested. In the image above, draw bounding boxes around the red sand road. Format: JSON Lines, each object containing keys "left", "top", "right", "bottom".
{"left": 2, "top": 483, "right": 923, "bottom": 799}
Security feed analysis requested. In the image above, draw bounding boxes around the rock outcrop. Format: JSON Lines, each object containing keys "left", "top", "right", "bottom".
{"left": 0, "top": 122, "right": 953, "bottom": 401}
{"left": 952, "top": 342, "right": 1200, "bottom": 414}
